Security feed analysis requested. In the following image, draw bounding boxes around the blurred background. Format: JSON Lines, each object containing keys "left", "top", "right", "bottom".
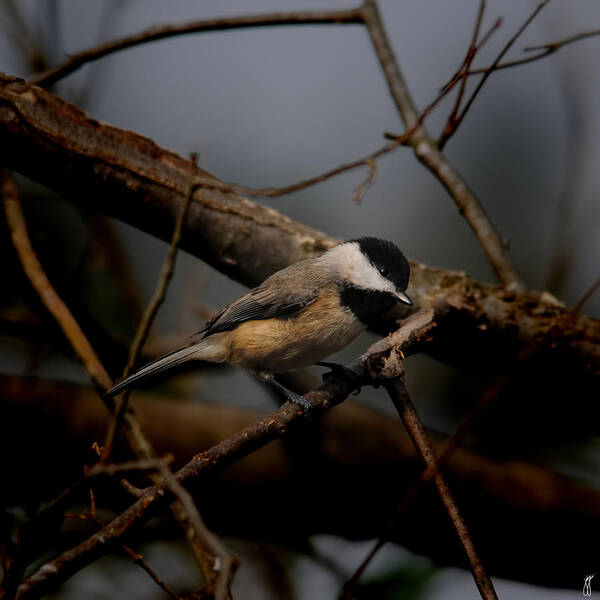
{"left": 1, "top": 0, "right": 599, "bottom": 598}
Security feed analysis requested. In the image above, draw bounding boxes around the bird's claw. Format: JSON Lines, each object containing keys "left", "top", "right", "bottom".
{"left": 317, "top": 361, "right": 363, "bottom": 395}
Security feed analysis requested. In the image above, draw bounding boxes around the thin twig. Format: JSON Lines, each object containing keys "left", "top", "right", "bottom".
{"left": 190, "top": 63, "right": 471, "bottom": 203}
{"left": 66, "top": 512, "right": 183, "bottom": 600}
{"left": 352, "top": 158, "right": 376, "bottom": 203}
{"left": 15, "top": 311, "right": 436, "bottom": 600}
{"left": 190, "top": 138, "right": 404, "bottom": 199}
{"left": 447, "top": 0, "right": 553, "bottom": 146}
{"left": 573, "top": 275, "right": 600, "bottom": 314}
{"left": 438, "top": 6, "right": 505, "bottom": 147}
{"left": 1, "top": 169, "right": 113, "bottom": 394}
{"left": 384, "top": 376, "right": 498, "bottom": 600}
{"left": 85, "top": 456, "right": 173, "bottom": 479}
{"left": 342, "top": 322, "right": 565, "bottom": 596}
{"left": 2, "top": 170, "right": 227, "bottom": 596}
{"left": 359, "top": 0, "right": 523, "bottom": 291}
{"left": 102, "top": 162, "right": 198, "bottom": 461}
{"left": 29, "top": 8, "right": 363, "bottom": 87}
{"left": 467, "top": 28, "right": 600, "bottom": 75}
{"left": 439, "top": 0, "right": 487, "bottom": 143}
{"left": 158, "top": 465, "right": 237, "bottom": 600}
{"left": 122, "top": 546, "right": 183, "bottom": 600}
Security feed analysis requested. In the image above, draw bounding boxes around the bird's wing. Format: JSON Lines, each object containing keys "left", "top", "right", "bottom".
{"left": 197, "top": 262, "right": 322, "bottom": 338}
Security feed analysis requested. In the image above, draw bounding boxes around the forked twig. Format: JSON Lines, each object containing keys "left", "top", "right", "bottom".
{"left": 468, "top": 28, "right": 600, "bottom": 75}
{"left": 360, "top": 0, "right": 523, "bottom": 291}
{"left": 158, "top": 465, "right": 237, "bottom": 600}
{"left": 445, "top": 0, "right": 553, "bottom": 148}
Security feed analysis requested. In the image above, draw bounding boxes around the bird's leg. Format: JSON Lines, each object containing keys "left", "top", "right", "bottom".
{"left": 256, "top": 372, "right": 312, "bottom": 413}
{"left": 316, "top": 361, "right": 363, "bottom": 394}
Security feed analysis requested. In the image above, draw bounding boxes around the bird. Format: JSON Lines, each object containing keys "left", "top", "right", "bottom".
{"left": 104, "top": 237, "right": 412, "bottom": 411}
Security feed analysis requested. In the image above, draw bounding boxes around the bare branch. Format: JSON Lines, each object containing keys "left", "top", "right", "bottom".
{"left": 15, "top": 312, "right": 436, "bottom": 599}
{"left": 122, "top": 546, "right": 183, "bottom": 600}
{"left": 0, "top": 75, "right": 597, "bottom": 376}
{"left": 353, "top": 158, "right": 376, "bottom": 203}
{"left": 438, "top": 7, "right": 504, "bottom": 147}
{"left": 158, "top": 465, "right": 237, "bottom": 600}
{"left": 468, "top": 28, "right": 600, "bottom": 74}
{"left": 29, "top": 8, "right": 363, "bottom": 88}
{"left": 359, "top": 1, "right": 523, "bottom": 290}
{"left": 440, "top": 0, "right": 487, "bottom": 140}
{"left": 102, "top": 163, "right": 197, "bottom": 461}
{"left": 2, "top": 169, "right": 228, "bottom": 596}
{"left": 384, "top": 377, "right": 498, "bottom": 600}
{"left": 573, "top": 275, "right": 600, "bottom": 314}
{"left": 1, "top": 169, "right": 113, "bottom": 393}
{"left": 3, "top": 373, "right": 599, "bottom": 590}
{"left": 446, "top": 0, "right": 553, "bottom": 147}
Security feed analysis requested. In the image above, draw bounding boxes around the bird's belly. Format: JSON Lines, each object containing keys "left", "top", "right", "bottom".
{"left": 229, "top": 308, "right": 365, "bottom": 373}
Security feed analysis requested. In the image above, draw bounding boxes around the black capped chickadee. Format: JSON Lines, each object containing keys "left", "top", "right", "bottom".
{"left": 105, "top": 237, "right": 412, "bottom": 410}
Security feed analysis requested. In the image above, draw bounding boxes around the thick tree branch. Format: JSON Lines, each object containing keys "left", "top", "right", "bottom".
{"left": 0, "top": 74, "right": 597, "bottom": 379}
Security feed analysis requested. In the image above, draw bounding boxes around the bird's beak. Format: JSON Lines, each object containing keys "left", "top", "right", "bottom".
{"left": 396, "top": 290, "right": 412, "bottom": 306}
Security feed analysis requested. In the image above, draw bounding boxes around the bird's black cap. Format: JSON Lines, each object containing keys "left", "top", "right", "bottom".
{"left": 352, "top": 237, "right": 411, "bottom": 292}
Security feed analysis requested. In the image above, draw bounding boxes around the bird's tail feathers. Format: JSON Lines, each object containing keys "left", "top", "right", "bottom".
{"left": 103, "top": 337, "right": 227, "bottom": 398}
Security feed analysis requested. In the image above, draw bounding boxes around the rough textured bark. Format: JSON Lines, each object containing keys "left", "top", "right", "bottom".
{"left": 0, "top": 73, "right": 597, "bottom": 380}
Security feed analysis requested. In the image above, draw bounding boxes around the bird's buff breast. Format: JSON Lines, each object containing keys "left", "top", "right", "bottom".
{"left": 227, "top": 289, "right": 365, "bottom": 373}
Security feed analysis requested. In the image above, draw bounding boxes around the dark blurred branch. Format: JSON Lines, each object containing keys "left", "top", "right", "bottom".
{"left": 1, "top": 171, "right": 230, "bottom": 598}
{"left": 2, "top": 169, "right": 113, "bottom": 392}
{"left": 158, "top": 464, "right": 237, "bottom": 600}
{"left": 4, "top": 371, "right": 599, "bottom": 591}
{"left": 102, "top": 165, "right": 196, "bottom": 461}
{"left": 360, "top": 0, "right": 522, "bottom": 290}
{"left": 29, "top": 8, "right": 363, "bottom": 88}
{"left": 15, "top": 311, "right": 436, "bottom": 599}
{"left": 0, "top": 74, "right": 597, "bottom": 375}
{"left": 574, "top": 275, "right": 600, "bottom": 314}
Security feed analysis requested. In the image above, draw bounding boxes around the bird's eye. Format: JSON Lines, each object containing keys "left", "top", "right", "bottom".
{"left": 378, "top": 267, "right": 389, "bottom": 278}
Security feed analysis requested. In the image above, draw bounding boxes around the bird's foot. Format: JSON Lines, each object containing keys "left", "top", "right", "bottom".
{"left": 257, "top": 373, "right": 312, "bottom": 416}
{"left": 316, "top": 361, "right": 363, "bottom": 395}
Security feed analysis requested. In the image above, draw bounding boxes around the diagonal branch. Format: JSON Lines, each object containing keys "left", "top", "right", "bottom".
{"left": 359, "top": 0, "right": 523, "bottom": 290}
{"left": 29, "top": 8, "right": 363, "bottom": 87}
{"left": 383, "top": 376, "right": 497, "bottom": 600}
{"left": 1, "top": 170, "right": 228, "bottom": 597}
{"left": 102, "top": 164, "right": 197, "bottom": 461}
{"left": 15, "top": 311, "right": 436, "bottom": 600}
{"left": 0, "top": 74, "right": 597, "bottom": 377}
{"left": 1, "top": 169, "right": 113, "bottom": 393}
{"left": 444, "top": 0, "right": 552, "bottom": 149}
